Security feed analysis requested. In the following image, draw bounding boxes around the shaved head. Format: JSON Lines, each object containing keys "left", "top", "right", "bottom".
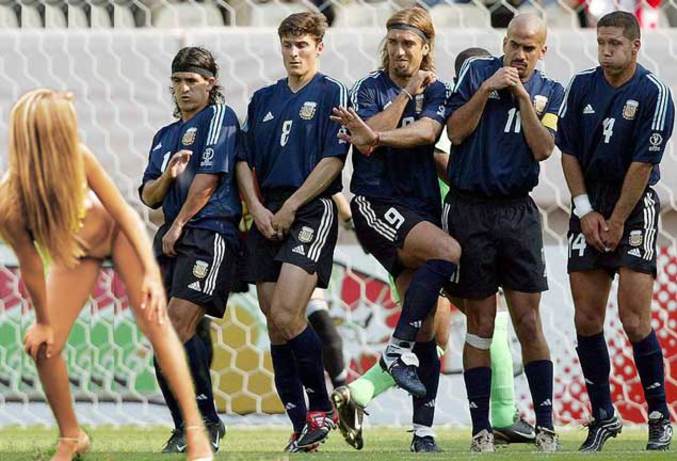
{"left": 507, "top": 13, "right": 547, "bottom": 46}
{"left": 503, "top": 13, "right": 547, "bottom": 79}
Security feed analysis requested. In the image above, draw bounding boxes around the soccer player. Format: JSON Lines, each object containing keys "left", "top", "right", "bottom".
{"left": 236, "top": 12, "right": 348, "bottom": 451}
{"left": 0, "top": 89, "right": 213, "bottom": 461}
{"left": 557, "top": 11, "right": 674, "bottom": 452}
{"left": 331, "top": 46, "right": 534, "bottom": 451}
{"left": 445, "top": 14, "right": 564, "bottom": 452}
{"left": 139, "top": 47, "right": 241, "bottom": 453}
{"left": 331, "top": 6, "right": 461, "bottom": 452}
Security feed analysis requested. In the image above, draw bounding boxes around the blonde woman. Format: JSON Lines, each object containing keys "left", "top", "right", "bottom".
{"left": 0, "top": 89, "right": 212, "bottom": 461}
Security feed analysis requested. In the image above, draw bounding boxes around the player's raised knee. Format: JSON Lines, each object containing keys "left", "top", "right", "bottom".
{"left": 436, "top": 235, "right": 461, "bottom": 264}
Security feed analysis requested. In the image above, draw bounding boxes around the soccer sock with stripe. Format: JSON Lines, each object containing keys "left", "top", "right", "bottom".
{"left": 153, "top": 357, "right": 183, "bottom": 429}
{"left": 385, "top": 259, "right": 456, "bottom": 367}
{"left": 464, "top": 367, "right": 492, "bottom": 435}
{"left": 184, "top": 335, "right": 220, "bottom": 423}
{"left": 576, "top": 333, "right": 615, "bottom": 420}
{"left": 348, "top": 361, "right": 395, "bottom": 408}
{"left": 271, "top": 343, "right": 307, "bottom": 433}
{"left": 412, "top": 340, "right": 440, "bottom": 434}
{"left": 632, "top": 330, "right": 669, "bottom": 418}
{"left": 524, "top": 359, "right": 554, "bottom": 430}
{"left": 490, "top": 311, "right": 516, "bottom": 428}
{"left": 288, "top": 326, "right": 333, "bottom": 412}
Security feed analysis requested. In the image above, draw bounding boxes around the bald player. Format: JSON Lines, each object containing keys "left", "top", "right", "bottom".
{"left": 444, "top": 14, "right": 564, "bottom": 452}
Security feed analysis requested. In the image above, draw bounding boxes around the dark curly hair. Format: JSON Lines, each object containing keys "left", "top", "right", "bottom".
{"left": 170, "top": 47, "right": 225, "bottom": 118}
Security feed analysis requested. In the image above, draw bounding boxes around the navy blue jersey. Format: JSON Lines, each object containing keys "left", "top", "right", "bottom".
{"left": 349, "top": 70, "right": 449, "bottom": 219}
{"left": 141, "top": 104, "right": 242, "bottom": 240}
{"left": 447, "top": 56, "right": 565, "bottom": 197}
{"left": 556, "top": 64, "right": 674, "bottom": 213}
{"left": 237, "top": 73, "right": 349, "bottom": 199}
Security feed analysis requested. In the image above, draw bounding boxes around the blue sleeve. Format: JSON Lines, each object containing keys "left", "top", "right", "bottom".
{"left": 141, "top": 132, "right": 163, "bottom": 184}
{"left": 555, "top": 75, "right": 582, "bottom": 157}
{"left": 420, "top": 81, "right": 450, "bottom": 124}
{"left": 632, "top": 79, "right": 675, "bottom": 164}
{"left": 322, "top": 80, "right": 350, "bottom": 160}
{"left": 139, "top": 131, "right": 165, "bottom": 207}
{"left": 446, "top": 59, "right": 482, "bottom": 114}
{"left": 351, "top": 76, "right": 380, "bottom": 119}
{"left": 236, "top": 96, "right": 256, "bottom": 167}
{"left": 197, "top": 106, "right": 241, "bottom": 175}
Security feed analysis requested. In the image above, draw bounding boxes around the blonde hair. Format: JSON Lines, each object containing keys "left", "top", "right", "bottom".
{"left": 381, "top": 6, "right": 436, "bottom": 73}
{"left": 4, "top": 89, "right": 86, "bottom": 266}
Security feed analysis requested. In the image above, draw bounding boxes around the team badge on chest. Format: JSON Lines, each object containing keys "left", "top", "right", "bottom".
{"left": 299, "top": 101, "right": 317, "bottom": 120}
{"left": 629, "top": 230, "right": 643, "bottom": 247}
{"left": 192, "top": 260, "right": 209, "bottom": 279}
{"left": 623, "top": 99, "right": 639, "bottom": 120}
{"left": 533, "top": 95, "right": 548, "bottom": 115}
{"left": 298, "top": 226, "right": 315, "bottom": 243}
{"left": 182, "top": 127, "right": 197, "bottom": 146}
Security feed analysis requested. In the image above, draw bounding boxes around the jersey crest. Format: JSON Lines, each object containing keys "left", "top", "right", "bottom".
{"left": 299, "top": 101, "right": 317, "bottom": 120}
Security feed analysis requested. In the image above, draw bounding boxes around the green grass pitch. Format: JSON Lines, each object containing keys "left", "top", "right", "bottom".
{"left": 0, "top": 426, "right": 672, "bottom": 460}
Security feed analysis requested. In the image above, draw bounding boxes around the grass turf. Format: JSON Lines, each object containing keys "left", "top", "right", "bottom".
{"left": 0, "top": 425, "right": 672, "bottom": 460}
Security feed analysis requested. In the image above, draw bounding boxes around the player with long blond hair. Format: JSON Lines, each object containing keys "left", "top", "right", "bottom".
{"left": 0, "top": 89, "right": 213, "bottom": 461}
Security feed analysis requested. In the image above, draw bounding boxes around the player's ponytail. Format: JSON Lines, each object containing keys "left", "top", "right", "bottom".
{"left": 7, "top": 89, "right": 86, "bottom": 267}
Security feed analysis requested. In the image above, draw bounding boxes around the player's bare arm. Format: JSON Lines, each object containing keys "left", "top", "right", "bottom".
{"left": 235, "top": 160, "right": 276, "bottom": 240}
{"left": 604, "top": 161, "right": 654, "bottom": 251}
{"left": 562, "top": 152, "right": 608, "bottom": 252}
{"left": 447, "top": 68, "right": 518, "bottom": 145}
{"left": 161, "top": 173, "right": 219, "bottom": 257}
{"left": 83, "top": 146, "right": 167, "bottom": 324}
{"left": 511, "top": 79, "right": 555, "bottom": 161}
{"left": 140, "top": 149, "right": 192, "bottom": 208}
{"left": 271, "top": 156, "right": 344, "bottom": 237}
{"left": 364, "top": 70, "right": 437, "bottom": 132}
{"left": 333, "top": 107, "right": 441, "bottom": 152}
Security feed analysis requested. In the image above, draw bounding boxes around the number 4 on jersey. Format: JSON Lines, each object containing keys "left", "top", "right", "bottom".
{"left": 602, "top": 117, "right": 615, "bottom": 144}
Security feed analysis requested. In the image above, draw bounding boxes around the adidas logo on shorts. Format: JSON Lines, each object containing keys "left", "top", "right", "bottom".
{"left": 292, "top": 245, "right": 306, "bottom": 256}
{"left": 628, "top": 248, "right": 642, "bottom": 258}
{"left": 188, "top": 281, "right": 202, "bottom": 292}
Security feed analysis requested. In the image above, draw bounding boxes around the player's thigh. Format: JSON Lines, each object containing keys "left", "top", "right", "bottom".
{"left": 503, "top": 289, "right": 543, "bottom": 339}
{"left": 256, "top": 282, "right": 276, "bottom": 317}
{"left": 165, "top": 297, "right": 206, "bottom": 342}
{"left": 271, "top": 263, "right": 318, "bottom": 322}
{"left": 569, "top": 269, "right": 612, "bottom": 334}
{"left": 398, "top": 220, "right": 460, "bottom": 268}
{"left": 498, "top": 198, "right": 547, "bottom": 294}
{"left": 617, "top": 267, "right": 654, "bottom": 340}
{"left": 47, "top": 258, "right": 102, "bottom": 352}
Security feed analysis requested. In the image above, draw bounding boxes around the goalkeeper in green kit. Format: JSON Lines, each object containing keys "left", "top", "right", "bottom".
{"left": 332, "top": 48, "right": 536, "bottom": 450}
